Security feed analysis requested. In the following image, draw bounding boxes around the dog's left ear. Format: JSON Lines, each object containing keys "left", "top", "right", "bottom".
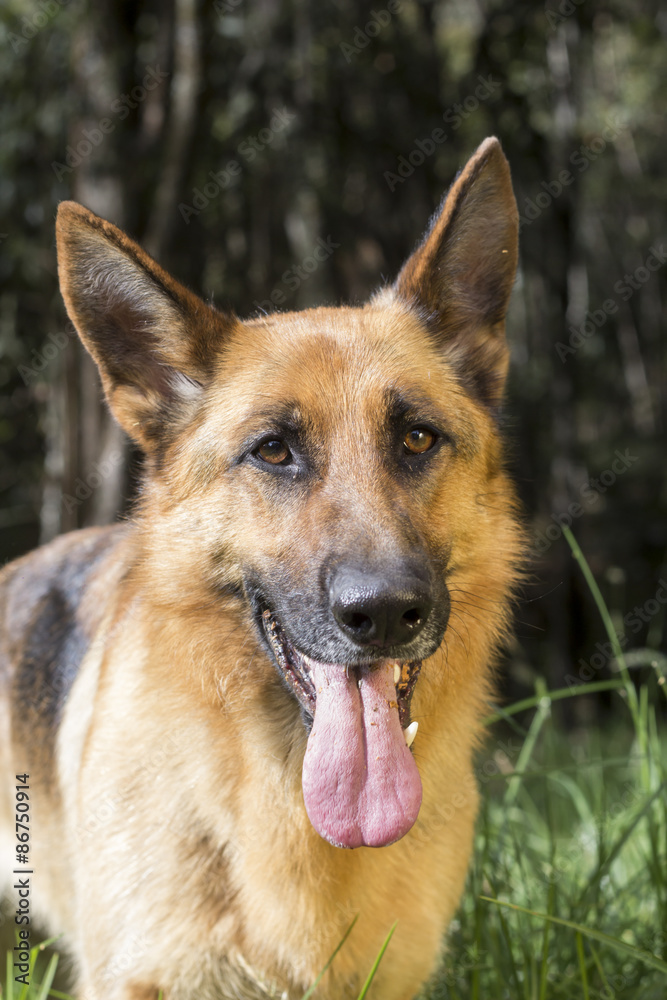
{"left": 393, "top": 136, "right": 518, "bottom": 408}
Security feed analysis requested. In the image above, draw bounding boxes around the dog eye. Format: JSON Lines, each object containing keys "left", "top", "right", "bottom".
{"left": 256, "top": 439, "right": 291, "bottom": 465}
{"left": 403, "top": 427, "right": 436, "bottom": 455}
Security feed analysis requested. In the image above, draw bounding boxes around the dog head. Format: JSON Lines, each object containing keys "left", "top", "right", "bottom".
{"left": 56, "top": 137, "right": 520, "bottom": 849}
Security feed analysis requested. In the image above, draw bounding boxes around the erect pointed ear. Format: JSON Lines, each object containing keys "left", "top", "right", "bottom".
{"left": 56, "top": 202, "right": 234, "bottom": 452}
{"left": 394, "top": 137, "right": 518, "bottom": 408}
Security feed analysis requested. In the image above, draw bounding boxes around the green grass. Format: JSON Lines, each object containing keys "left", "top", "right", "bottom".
{"left": 418, "top": 714, "right": 666, "bottom": 999}
{"left": 2, "top": 937, "right": 69, "bottom": 1000}
{"left": 2, "top": 531, "right": 665, "bottom": 999}
{"left": 416, "top": 527, "right": 667, "bottom": 1000}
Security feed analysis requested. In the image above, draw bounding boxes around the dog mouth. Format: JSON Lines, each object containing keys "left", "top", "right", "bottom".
{"left": 261, "top": 609, "right": 422, "bottom": 730}
{"left": 260, "top": 608, "right": 423, "bottom": 849}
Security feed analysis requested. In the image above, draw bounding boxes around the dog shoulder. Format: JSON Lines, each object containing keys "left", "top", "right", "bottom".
{"left": 0, "top": 525, "right": 128, "bottom": 782}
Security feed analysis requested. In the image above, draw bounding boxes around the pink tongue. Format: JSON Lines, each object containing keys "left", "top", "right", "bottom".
{"left": 301, "top": 660, "right": 422, "bottom": 848}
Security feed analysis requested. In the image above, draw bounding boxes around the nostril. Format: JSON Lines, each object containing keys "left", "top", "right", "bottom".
{"left": 346, "top": 611, "right": 372, "bottom": 631}
{"left": 401, "top": 607, "right": 422, "bottom": 627}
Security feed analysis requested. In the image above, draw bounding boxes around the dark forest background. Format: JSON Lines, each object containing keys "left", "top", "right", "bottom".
{"left": 0, "top": 0, "right": 665, "bottom": 718}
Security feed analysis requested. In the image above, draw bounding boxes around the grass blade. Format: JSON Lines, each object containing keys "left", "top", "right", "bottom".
{"left": 6, "top": 949, "right": 13, "bottom": 1000}
{"left": 503, "top": 680, "right": 550, "bottom": 810}
{"left": 356, "top": 921, "right": 397, "bottom": 999}
{"left": 300, "top": 915, "right": 358, "bottom": 1000}
{"left": 576, "top": 932, "right": 589, "bottom": 1000}
{"left": 34, "top": 954, "right": 58, "bottom": 1000}
{"left": 32, "top": 937, "right": 62, "bottom": 953}
{"left": 483, "top": 873, "right": 521, "bottom": 995}
{"left": 537, "top": 881, "right": 554, "bottom": 1000}
{"left": 479, "top": 896, "right": 667, "bottom": 974}
{"left": 576, "top": 781, "right": 666, "bottom": 906}
{"left": 17, "top": 939, "right": 38, "bottom": 1000}
{"left": 561, "top": 526, "right": 652, "bottom": 791}
{"left": 482, "top": 679, "right": 625, "bottom": 725}
{"left": 561, "top": 527, "right": 629, "bottom": 674}
{"left": 589, "top": 942, "right": 612, "bottom": 992}
{"left": 619, "top": 648, "right": 667, "bottom": 672}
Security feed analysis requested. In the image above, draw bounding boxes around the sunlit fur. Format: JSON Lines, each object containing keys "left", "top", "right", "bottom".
{"left": 0, "top": 138, "right": 524, "bottom": 1000}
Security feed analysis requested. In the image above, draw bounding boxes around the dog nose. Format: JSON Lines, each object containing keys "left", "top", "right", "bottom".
{"left": 329, "top": 568, "right": 432, "bottom": 648}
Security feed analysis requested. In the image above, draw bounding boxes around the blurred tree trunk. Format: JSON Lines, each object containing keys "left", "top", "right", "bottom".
{"left": 145, "top": 0, "right": 201, "bottom": 258}
{"left": 39, "top": 0, "right": 200, "bottom": 541}
{"left": 40, "top": 12, "right": 127, "bottom": 541}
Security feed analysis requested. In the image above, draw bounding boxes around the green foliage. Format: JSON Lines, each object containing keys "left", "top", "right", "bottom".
{"left": 417, "top": 527, "right": 667, "bottom": 999}
{"left": 426, "top": 711, "right": 666, "bottom": 998}
{"left": 2, "top": 935, "right": 70, "bottom": 1000}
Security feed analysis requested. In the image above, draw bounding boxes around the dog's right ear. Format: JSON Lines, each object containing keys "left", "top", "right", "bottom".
{"left": 56, "top": 202, "right": 234, "bottom": 452}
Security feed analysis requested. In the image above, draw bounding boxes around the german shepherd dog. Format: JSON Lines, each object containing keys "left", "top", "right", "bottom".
{"left": 0, "top": 137, "right": 523, "bottom": 999}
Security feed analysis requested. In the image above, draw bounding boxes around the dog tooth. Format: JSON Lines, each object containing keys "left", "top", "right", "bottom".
{"left": 404, "top": 721, "right": 418, "bottom": 748}
{"left": 393, "top": 663, "right": 401, "bottom": 685}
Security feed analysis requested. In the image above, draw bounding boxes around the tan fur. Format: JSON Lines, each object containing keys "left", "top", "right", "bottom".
{"left": 0, "top": 137, "right": 524, "bottom": 999}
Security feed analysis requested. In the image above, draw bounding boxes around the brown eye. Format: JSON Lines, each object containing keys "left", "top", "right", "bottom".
{"left": 404, "top": 427, "right": 436, "bottom": 455}
{"left": 256, "top": 439, "right": 291, "bottom": 465}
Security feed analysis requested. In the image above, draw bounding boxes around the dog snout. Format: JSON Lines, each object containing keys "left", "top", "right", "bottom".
{"left": 329, "top": 566, "right": 433, "bottom": 648}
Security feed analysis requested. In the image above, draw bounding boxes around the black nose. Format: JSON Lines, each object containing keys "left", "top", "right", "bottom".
{"left": 329, "top": 567, "right": 433, "bottom": 648}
